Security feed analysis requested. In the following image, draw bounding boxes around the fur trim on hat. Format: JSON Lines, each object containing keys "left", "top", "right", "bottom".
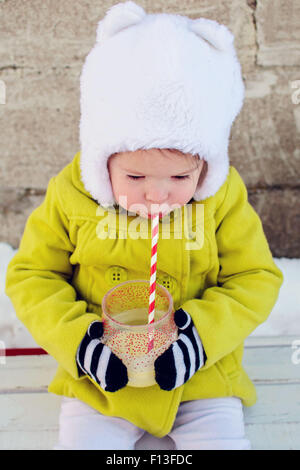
{"left": 79, "top": 1, "right": 244, "bottom": 207}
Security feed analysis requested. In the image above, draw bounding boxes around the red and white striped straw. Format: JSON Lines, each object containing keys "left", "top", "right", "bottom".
{"left": 148, "top": 213, "right": 159, "bottom": 352}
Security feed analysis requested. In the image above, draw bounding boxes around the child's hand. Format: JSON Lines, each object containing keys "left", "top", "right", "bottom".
{"left": 76, "top": 321, "right": 128, "bottom": 392}
{"left": 154, "top": 309, "right": 206, "bottom": 391}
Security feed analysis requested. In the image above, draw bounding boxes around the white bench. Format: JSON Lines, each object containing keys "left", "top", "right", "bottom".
{"left": 0, "top": 336, "right": 299, "bottom": 450}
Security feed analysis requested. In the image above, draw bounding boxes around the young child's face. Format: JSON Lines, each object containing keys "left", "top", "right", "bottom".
{"left": 107, "top": 149, "right": 204, "bottom": 219}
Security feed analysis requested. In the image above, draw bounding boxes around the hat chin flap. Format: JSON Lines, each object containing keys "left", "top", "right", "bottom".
{"left": 97, "top": 1, "right": 146, "bottom": 43}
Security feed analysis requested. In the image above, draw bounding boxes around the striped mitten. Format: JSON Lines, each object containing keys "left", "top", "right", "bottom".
{"left": 76, "top": 321, "right": 128, "bottom": 392}
{"left": 154, "top": 309, "right": 206, "bottom": 391}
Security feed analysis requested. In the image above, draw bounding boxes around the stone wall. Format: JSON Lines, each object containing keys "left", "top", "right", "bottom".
{"left": 0, "top": 0, "right": 299, "bottom": 257}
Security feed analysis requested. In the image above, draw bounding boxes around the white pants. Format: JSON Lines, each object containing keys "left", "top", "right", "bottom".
{"left": 53, "top": 396, "right": 251, "bottom": 450}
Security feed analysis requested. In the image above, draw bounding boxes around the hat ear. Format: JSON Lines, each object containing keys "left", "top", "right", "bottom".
{"left": 189, "top": 18, "right": 234, "bottom": 52}
{"left": 96, "top": 1, "right": 146, "bottom": 43}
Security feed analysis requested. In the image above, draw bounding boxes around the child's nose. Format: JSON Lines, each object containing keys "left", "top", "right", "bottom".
{"left": 145, "top": 184, "right": 168, "bottom": 204}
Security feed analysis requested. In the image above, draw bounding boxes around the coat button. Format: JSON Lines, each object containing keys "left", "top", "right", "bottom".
{"left": 105, "top": 266, "right": 128, "bottom": 285}
{"left": 157, "top": 273, "right": 177, "bottom": 294}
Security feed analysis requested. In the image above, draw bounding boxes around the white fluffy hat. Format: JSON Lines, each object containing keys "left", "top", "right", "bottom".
{"left": 79, "top": 1, "right": 245, "bottom": 207}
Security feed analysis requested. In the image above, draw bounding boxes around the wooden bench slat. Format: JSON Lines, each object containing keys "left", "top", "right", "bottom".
{"left": 245, "top": 335, "right": 298, "bottom": 348}
{"left": 243, "top": 348, "right": 300, "bottom": 383}
{"left": 0, "top": 355, "right": 56, "bottom": 392}
{"left": 244, "top": 383, "right": 300, "bottom": 424}
{"left": 245, "top": 423, "right": 300, "bottom": 451}
{"left": 0, "top": 393, "right": 61, "bottom": 431}
{"left": 0, "top": 430, "right": 59, "bottom": 451}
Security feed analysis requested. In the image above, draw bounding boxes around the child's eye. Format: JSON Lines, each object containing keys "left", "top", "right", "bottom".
{"left": 173, "top": 175, "right": 190, "bottom": 180}
{"left": 127, "top": 175, "right": 144, "bottom": 180}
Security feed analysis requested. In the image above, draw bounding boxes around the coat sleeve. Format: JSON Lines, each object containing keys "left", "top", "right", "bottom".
{"left": 180, "top": 167, "right": 284, "bottom": 369}
{"left": 5, "top": 177, "right": 100, "bottom": 379}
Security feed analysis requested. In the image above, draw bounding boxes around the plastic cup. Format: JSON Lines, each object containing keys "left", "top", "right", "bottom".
{"left": 101, "top": 280, "right": 177, "bottom": 388}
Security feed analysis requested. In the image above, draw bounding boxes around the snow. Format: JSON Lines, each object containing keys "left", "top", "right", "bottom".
{"left": 0, "top": 242, "right": 299, "bottom": 349}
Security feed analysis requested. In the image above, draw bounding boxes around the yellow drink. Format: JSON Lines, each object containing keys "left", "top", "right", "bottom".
{"left": 103, "top": 308, "right": 177, "bottom": 387}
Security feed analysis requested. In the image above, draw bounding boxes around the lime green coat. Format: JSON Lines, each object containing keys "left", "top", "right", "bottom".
{"left": 5, "top": 152, "right": 283, "bottom": 437}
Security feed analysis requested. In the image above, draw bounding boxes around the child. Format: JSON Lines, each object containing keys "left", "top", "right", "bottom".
{"left": 5, "top": 2, "right": 283, "bottom": 450}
